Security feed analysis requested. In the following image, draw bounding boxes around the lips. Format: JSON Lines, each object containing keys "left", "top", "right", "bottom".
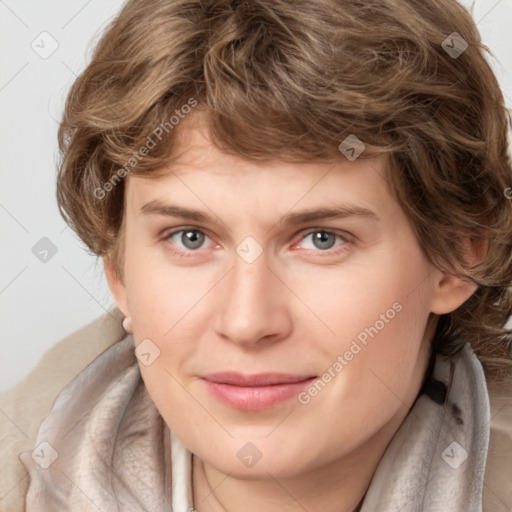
{"left": 202, "top": 372, "right": 316, "bottom": 386}
{"left": 201, "top": 372, "right": 317, "bottom": 410}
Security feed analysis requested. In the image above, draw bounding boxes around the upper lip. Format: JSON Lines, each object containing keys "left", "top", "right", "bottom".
{"left": 201, "top": 372, "right": 316, "bottom": 387}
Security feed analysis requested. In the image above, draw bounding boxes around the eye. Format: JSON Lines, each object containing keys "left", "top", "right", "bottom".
{"left": 296, "top": 230, "right": 350, "bottom": 253}
{"left": 164, "top": 228, "right": 213, "bottom": 253}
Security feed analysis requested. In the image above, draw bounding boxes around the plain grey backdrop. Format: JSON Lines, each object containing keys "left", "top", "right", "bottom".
{"left": 1, "top": 0, "right": 512, "bottom": 391}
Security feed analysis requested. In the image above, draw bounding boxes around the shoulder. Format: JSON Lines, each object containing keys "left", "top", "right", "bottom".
{"left": 0, "top": 309, "right": 125, "bottom": 512}
{"left": 483, "top": 371, "right": 512, "bottom": 512}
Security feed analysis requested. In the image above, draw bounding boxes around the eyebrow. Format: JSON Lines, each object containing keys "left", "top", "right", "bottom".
{"left": 140, "top": 200, "right": 379, "bottom": 225}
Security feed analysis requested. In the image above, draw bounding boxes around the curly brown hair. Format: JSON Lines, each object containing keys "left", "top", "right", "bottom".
{"left": 56, "top": 0, "right": 512, "bottom": 383}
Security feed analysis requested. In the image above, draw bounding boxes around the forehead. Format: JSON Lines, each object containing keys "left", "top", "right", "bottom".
{"left": 124, "top": 112, "right": 397, "bottom": 224}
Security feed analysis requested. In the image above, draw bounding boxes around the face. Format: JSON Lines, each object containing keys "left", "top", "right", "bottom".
{"left": 105, "top": 112, "right": 475, "bottom": 480}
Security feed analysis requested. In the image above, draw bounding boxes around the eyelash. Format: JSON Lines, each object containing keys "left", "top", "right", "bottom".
{"left": 162, "top": 227, "right": 352, "bottom": 258}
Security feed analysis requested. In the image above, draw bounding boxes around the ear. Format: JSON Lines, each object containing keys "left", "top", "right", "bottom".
{"left": 103, "top": 254, "right": 130, "bottom": 318}
{"left": 429, "top": 237, "right": 485, "bottom": 315}
{"left": 429, "top": 272, "right": 477, "bottom": 315}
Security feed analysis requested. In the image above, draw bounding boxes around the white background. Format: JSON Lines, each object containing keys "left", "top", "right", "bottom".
{"left": 1, "top": 0, "right": 512, "bottom": 391}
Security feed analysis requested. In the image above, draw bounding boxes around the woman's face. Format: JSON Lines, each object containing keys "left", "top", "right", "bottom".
{"left": 105, "top": 113, "right": 473, "bottom": 481}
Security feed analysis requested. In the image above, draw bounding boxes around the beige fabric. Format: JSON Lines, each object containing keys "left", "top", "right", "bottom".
{"left": 1, "top": 308, "right": 511, "bottom": 511}
{"left": 0, "top": 309, "right": 124, "bottom": 512}
{"left": 482, "top": 377, "right": 512, "bottom": 511}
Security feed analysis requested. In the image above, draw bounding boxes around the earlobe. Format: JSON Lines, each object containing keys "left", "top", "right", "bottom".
{"left": 102, "top": 255, "right": 130, "bottom": 318}
{"left": 429, "top": 272, "right": 478, "bottom": 315}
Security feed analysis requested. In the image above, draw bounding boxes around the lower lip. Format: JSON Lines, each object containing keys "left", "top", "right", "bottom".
{"left": 202, "top": 378, "right": 316, "bottom": 411}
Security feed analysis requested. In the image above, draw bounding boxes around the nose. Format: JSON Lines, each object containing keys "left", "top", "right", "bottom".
{"left": 214, "top": 251, "right": 293, "bottom": 348}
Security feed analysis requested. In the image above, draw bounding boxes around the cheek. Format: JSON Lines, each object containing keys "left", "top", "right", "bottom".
{"left": 294, "top": 285, "right": 432, "bottom": 460}
{"left": 291, "top": 245, "right": 432, "bottom": 347}
{"left": 124, "top": 246, "right": 214, "bottom": 338}
{"left": 292, "top": 245, "right": 434, "bottom": 410}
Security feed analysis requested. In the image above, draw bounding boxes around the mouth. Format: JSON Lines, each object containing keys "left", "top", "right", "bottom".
{"left": 201, "top": 372, "right": 317, "bottom": 411}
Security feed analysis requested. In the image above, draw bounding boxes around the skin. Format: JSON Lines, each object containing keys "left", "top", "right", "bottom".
{"left": 104, "top": 112, "right": 477, "bottom": 512}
